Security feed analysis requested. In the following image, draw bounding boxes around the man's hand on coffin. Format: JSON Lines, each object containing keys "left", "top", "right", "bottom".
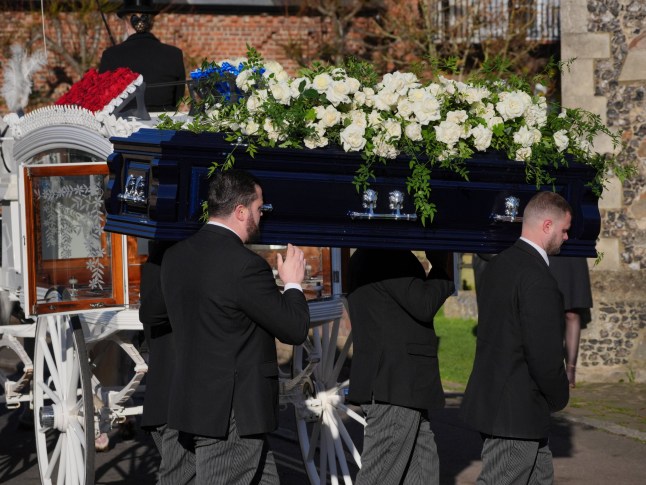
{"left": 276, "top": 243, "right": 306, "bottom": 286}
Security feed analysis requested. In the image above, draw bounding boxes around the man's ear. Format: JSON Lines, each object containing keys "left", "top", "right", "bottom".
{"left": 234, "top": 204, "right": 247, "bottom": 222}
{"left": 543, "top": 219, "right": 553, "bottom": 234}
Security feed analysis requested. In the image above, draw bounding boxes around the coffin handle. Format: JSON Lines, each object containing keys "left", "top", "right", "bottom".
{"left": 491, "top": 195, "right": 523, "bottom": 223}
{"left": 348, "top": 190, "right": 418, "bottom": 221}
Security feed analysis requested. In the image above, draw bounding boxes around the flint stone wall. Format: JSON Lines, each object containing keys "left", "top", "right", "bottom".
{"left": 446, "top": 0, "right": 646, "bottom": 384}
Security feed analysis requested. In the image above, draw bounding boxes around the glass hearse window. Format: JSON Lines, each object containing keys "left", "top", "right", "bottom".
{"left": 23, "top": 162, "right": 125, "bottom": 315}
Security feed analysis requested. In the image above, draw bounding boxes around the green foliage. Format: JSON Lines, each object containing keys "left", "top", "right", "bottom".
{"left": 160, "top": 46, "right": 636, "bottom": 223}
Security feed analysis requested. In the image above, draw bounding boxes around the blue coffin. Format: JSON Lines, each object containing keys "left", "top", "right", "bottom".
{"left": 104, "top": 128, "right": 600, "bottom": 256}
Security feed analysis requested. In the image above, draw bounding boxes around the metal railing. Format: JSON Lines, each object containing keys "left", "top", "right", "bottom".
{"left": 431, "top": 0, "right": 560, "bottom": 43}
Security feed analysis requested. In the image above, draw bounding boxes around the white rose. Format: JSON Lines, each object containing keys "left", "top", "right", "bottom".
{"left": 496, "top": 91, "right": 531, "bottom": 120}
{"left": 513, "top": 125, "right": 536, "bottom": 147}
{"left": 427, "top": 83, "right": 444, "bottom": 97}
{"left": 373, "top": 90, "right": 400, "bottom": 111}
{"left": 524, "top": 102, "right": 548, "bottom": 128}
{"left": 340, "top": 124, "right": 367, "bottom": 152}
{"left": 438, "top": 146, "right": 458, "bottom": 161}
{"left": 264, "top": 118, "right": 285, "bottom": 142}
{"left": 446, "top": 110, "right": 468, "bottom": 124}
{"left": 382, "top": 119, "right": 402, "bottom": 140}
{"left": 380, "top": 71, "right": 419, "bottom": 95}
{"left": 304, "top": 135, "right": 329, "bottom": 149}
{"left": 412, "top": 94, "right": 441, "bottom": 125}
{"left": 438, "top": 76, "right": 457, "bottom": 94}
{"left": 353, "top": 90, "right": 367, "bottom": 107}
{"left": 345, "top": 109, "right": 367, "bottom": 129}
{"left": 373, "top": 137, "right": 399, "bottom": 159}
{"left": 435, "top": 120, "right": 463, "bottom": 147}
{"left": 462, "top": 86, "right": 490, "bottom": 104}
{"left": 326, "top": 79, "right": 352, "bottom": 106}
{"left": 397, "top": 99, "right": 414, "bottom": 118}
{"left": 379, "top": 73, "right": 402, "bottom": 94}
{"left": 317, "top": 105, "right": 341, "bottom": 128}
{"left": 487, "top": 116, "right": 504, "bottom": 129}
{"left": 346, "top": 77, "right": 361, "bottom": 93}
{"left": 515, "top": 147, "right": 532, "bottom": 161}
{"left": 553, "top": 129, "right": 569, "bottom": 152}
{"left": 475, "top": 102, "right": 496, "bottom": 121}
{"left": 242, "top": 119, "right": 260, "bottom": 135}
{"left": 304, "top": 123, "right": 329, "bottom": 148}
{"left": 246, "top": 94, "right": 263, "bottom": 113}
{"left": 405, "top": 122, "right": 423, "bottom": 141}
{"left": 263, "top": 60, "right": 287, "bottom": 80}
{"left": 368, "top": 110, "right": 382, "bottom": 127}
{"left": 236, "top": 69, "right": 255, "bottom": 92}
{"left": 312, "top": 73, "right": 333, "bottom": 93}
{"left": 470, "top": 124, "right": 493, "bottom": 151}
{"left": 407, "top": 88, "right": 426, "bottom": 104}
{"left": 269, "top": 80, "right": 292, "bottom": 105}
{"left": 362, "top": 87, "right": 375, "bottom": 107}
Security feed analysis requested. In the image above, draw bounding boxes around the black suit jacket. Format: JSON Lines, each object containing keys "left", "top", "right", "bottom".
{"left": 99, "top": 32, "right": 185, "bottom": 112}
{"left": 460, "top": 239, "right": 569, "bottom": 439}
{"left": 139, "top": 254, "right": 174, "bottom": 428}
{"left": 160, "top": 225, "right": 309, "bottom": 438}
{"left": 347, "top": 249, "right": 455, "bottom": 413}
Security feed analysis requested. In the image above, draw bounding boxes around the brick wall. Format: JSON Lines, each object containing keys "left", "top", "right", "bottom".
{"left": 0, "top": 11, "right": 330, "bottom": 109}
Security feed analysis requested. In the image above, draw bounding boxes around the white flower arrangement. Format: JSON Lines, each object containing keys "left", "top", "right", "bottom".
{"left": 160, "top": 47, "right": 631, "bottom": 223}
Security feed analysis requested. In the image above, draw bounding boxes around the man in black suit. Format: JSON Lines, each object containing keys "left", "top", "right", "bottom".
{"left": 460, "top": 191, "right": 572, "bottom": 484}
{"left": 160, "top": 170, "right": 309, "bottom": 484}
{"left": 347, "top": 248, "right": 455, "bottom": 484}
{"left": 139, "top": 240, "right": 195, "bottom": 484}
{"left": 99, "top": 0, "right": 185, "bottom": 113}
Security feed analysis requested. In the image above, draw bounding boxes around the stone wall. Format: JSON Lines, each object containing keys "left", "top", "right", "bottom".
{"left": 558, "top": 0, "right": 645, "bottom": 382}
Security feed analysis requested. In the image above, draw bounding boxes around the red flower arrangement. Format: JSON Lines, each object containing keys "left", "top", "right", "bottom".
{"left": 56, "top": 67, "right": 142, "bottom": 113}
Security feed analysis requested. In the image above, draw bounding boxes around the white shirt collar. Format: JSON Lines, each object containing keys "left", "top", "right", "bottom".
{"left": 520, "top": 237, "right": 549, "bottom": 266}
{"left": 207, "top": 220, "right": 237, "bottom": 236}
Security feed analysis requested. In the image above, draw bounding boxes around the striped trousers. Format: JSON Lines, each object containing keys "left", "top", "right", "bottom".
{"left": 178, "top": 412, "right": 279, "bottom": 485}
{"left": 477, "top": 436, "right": 554, "bottom": 485}
{"left": 355, "top": 403, "right": 439, "bottom": 485}
{"left": 150, "top": 424, "right": 196, "bottom": 485}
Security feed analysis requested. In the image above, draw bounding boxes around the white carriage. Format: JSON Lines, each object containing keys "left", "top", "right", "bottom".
{"left": 0, "top": 106, "right": 365, "bottom": 485}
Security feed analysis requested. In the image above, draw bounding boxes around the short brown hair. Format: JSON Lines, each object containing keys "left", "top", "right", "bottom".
{"left": 522, "top": 191, "right": 572, "bottom": 225}
{"left": 207, "top": 169, "right": 261, "bottom": 218}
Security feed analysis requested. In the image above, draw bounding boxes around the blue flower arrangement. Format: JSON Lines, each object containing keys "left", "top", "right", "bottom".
{"left": 190, "top": 61, "right": 265, "bottom": 103}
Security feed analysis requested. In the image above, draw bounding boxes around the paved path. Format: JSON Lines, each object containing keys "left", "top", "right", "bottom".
{"left": 2, "top": 391, "right": 646, "bottom": 484}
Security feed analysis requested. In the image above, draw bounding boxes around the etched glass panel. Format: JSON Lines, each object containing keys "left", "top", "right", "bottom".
{"left": 31, "top": 173, "right": 114, "bottom": 303}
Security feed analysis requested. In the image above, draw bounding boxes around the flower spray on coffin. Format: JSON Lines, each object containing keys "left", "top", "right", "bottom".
{"left": 159, "top": 47, "right": 634, "bottom": 225}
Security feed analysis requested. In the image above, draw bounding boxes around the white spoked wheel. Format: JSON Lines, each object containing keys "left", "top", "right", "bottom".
{"left": 292, "top": 313, "right": 366, "bottom": 485}
{"left": 33, "top": 313, "right": 95, "bottom": 485}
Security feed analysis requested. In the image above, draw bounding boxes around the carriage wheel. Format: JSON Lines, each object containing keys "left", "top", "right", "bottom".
{"left": 33, "top": 313, "right": 95, "bottom": 485}
{"left": 292, "top": 314, "right": 366, "bottom": 485}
